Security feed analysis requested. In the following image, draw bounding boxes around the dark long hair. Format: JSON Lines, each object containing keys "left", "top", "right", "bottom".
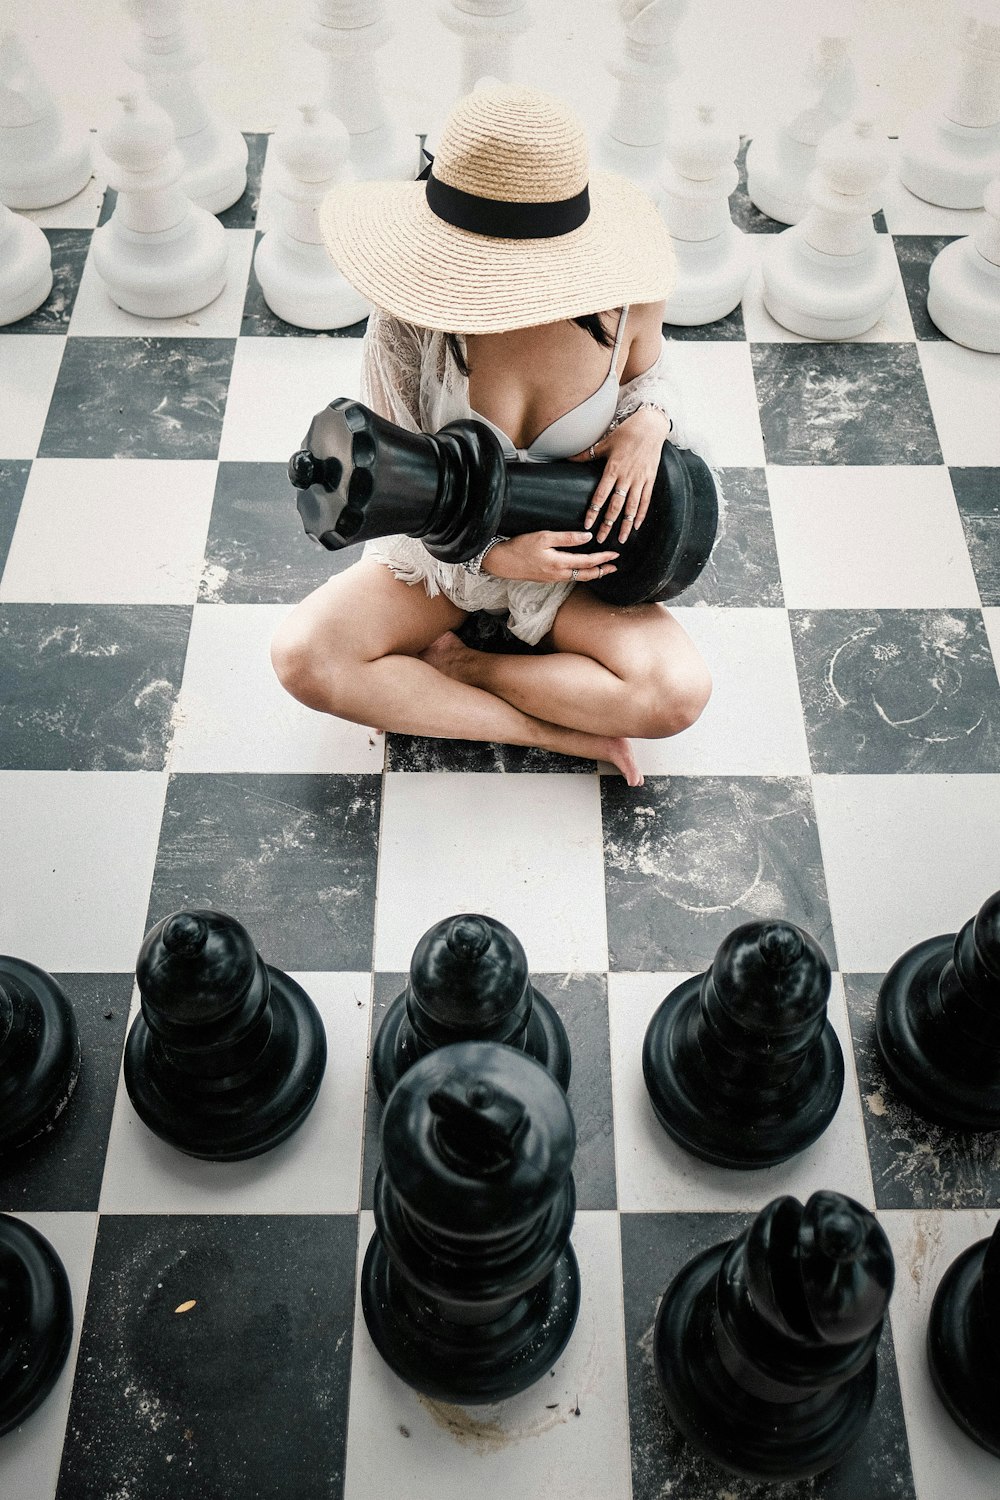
{"left": 445, "top": 310, "right": 616, "bottom": 378}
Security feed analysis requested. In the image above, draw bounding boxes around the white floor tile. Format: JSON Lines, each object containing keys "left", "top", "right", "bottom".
{"left": 633, "top": 607, "right": 810, "bottom": 775}
{"left": 742, "top": 236, "right": 917, "bottom": 344}
{"left": 812, "top": 773, "right": 1000, "bottom": 973}
{"left": 169, "top": 604, "right": 385, "bottom": 772}
{"left": 984, "top": 608, "right": 1000, "bottom": 683}
{"left": 0, "top": 771, "right": 167, "bottom": 971}
{"left": 218, "top": 336, "right": 364, "bottom": 462}
{"left": 0, "top": 458, "right": 217, "bottom": 603}
{"left": 343, "top": 1210, "right": 631, "bottom": 1500}
{"left": 766, "top": 464, "right": 982, "bottom": 609}
{"left": 0, "top": 337, "right": 67, "bottom": 459}
{"left": 98, "top": 973, "right": 370, "bottom": 1213}
{"left": 608, "top": 971, "right": 874, "bottom": 1211}
{"left": 918, "top": 341, "right": 1000, "bottom": 467}
{"left": 374, "top": 773, "right": 608, "bottom": 972}
{"left": 666, "top": 340, "right": 766, "bottom": 466}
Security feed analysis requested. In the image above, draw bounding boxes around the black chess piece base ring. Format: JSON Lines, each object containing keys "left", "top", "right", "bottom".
{"left": 0, "top": 1215, "right": 73, "bottom": 1437}
{"left": 927, "top": 1237, "right": 1000, "bottom": 1456}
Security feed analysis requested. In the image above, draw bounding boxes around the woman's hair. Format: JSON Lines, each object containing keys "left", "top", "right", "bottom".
{"left": 445, "top": 310, "right": 616, "bottom": 377}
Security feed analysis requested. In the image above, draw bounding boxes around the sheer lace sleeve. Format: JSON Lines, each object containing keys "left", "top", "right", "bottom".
{"left": 360, "top": 306, "right": 426, "bottom": 433}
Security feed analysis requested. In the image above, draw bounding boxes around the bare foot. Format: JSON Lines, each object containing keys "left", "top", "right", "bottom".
{"left": 418, "top": 630, "right": 476, "bottom": 683}
{"left": 596, "top": 736, "right": 644, "bottom": 787}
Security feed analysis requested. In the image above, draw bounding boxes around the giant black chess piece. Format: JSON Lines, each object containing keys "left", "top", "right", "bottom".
{"left": 642, "top": 921, "right": 844, "bottom": 1167}
{"left": 361, "top": 1041, "right": 579, "bottom": 1402}
{"left": 927, "top": 1221, "right": 1000, "bottom": 1456}
{"left": 288, "top": 397, "right": 718, "bottom": 605}
{"left": 876, "top": 889, "right": 1000, "bottom": 1129}
{"left": 0, "top": 1213, "right": 73, "bottom": 1436}
{"left": 370, "top": 913, "right": 571, "bottom": 1103}
{"left": 124, "top": 909, "right": 327, "bottom": 1160}
{"left": 654, "top": 1191, "right": 895, "bottom": 1480}
{"left": 0, "top": 956, "right": 80, "bottom": 1156}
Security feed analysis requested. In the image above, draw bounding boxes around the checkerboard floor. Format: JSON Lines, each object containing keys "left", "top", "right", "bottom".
{"left": 2, "top": 132, "right": 1000, "bottom": 1500}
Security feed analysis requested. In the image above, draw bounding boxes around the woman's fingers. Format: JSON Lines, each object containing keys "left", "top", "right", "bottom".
{"left": 596, "top": 478, "right": 633, "bottom": 542}
{"left": 617, "top": 479, "right": 652, "bottom": 543}
{"left": 551, "top": 545, "right": 619, "bottom": 581}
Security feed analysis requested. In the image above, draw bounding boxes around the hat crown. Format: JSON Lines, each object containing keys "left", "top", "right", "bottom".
{"left": 434, "top": 84, "right": 589, "bottom": 204}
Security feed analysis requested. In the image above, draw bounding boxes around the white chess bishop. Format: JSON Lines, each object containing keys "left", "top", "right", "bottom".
{"left": 744, "top": 24, "right": 858, "bottom": 225}
{"left": 761, "top": 117, "right": 896, "bottom": 340}
{"left": 657, "top": 103, "right": 751, "bottom": 325}
{"left": 306, "top": 0, "right": 419, "bottom": 182}
{"left": 92, "top": 93, "right": 228, "bottom": 319}
{"left": 898, "top": 4, "right": 1000, "bottom": 209}
{"left": 0, "top": 31, "right": 92, "bottom": 210}
{"left": 254, "top": 104, "right": 370, "bottom": 330}
{"left": 926, "top": 173, "right": 1000, "bottom": 350}
{"left": 594, "top": 0, "right": 689, "bottom": 189}
{"left": 0, "top": 199, "right": 52, "bottom": 325}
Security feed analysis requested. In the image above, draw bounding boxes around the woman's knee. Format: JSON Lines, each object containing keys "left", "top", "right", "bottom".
{"left": 269, "top": 612, "right": 332, "bottom": 706}
{"left": 635, "top": 652, "right": 712, "bottom": 738}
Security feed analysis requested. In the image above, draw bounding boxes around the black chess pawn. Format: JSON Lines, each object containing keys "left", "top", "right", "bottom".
{"left": 361, "top": 1041, "right": 579, "bottom": 1403}
{"left": 0, "top": 956, "right": 80, "bottom": 1156}
{"left": 0, "top": 1213, "right": 73, "bottom": 1436}
{"left": 642, "top": 921, "right": 844, "bottom": 1167}
{"left": 927, "top": 1221, "right": 1000, "bottom": 1456}
{"left": 876, "top": 889, "right": 1000, "bottom": 1129}
{"left": 370, "top": 913, "right": 571, "bottom": 1103}
{"left": 124, "top": 909, "right": 327, "bottom": 1160}
{"left": 655, "top": 1191, "right": 895, "bottom": 1480}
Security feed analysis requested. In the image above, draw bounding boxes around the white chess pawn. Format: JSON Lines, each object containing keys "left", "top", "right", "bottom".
{"left": 658, "top": 103, "right": 751, "bottom": 325}
{"left": 436, "top": 0, "right": 532, "bottom": 98}
{"left": 0, "top": 200, "right": 52, "bottom": 325}
{"left": 254, "top": 104, "right": 370, "bottom": 330}
{"left": 926, "top": 173, "right": 1000, "bottom": 350}
{"left": 123, "top": 0, "right": 248, "bottom": 213}
{"left": 306, "top": 0, "right": 419, "bottom": 181}
{"left": 92, "top": 93, "right": 228, "bottom": 319}
{"left": 595, "top": 0, "right": 689, "bottom": 189}
{"left": 898, "top": 4, "right": 1000, "bottom": 209}
{"left": 761, "top": 117, "right": 896, "bottom": 339}
{"left": 0, "top": 31, "right": 92, "bottom": 209}
{"left": 745, "top": 25, "right": 858, "bottom": 225}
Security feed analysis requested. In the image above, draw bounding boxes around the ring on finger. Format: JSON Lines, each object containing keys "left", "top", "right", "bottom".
{"left": 612, "top": 486, "right": 628, "bottom": 498}
{"left": 570, "top": 567, "right": 578, "bottom": 582}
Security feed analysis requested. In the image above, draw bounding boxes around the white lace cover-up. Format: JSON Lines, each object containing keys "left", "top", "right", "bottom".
{"left": 359, "top": 305, "right": 716, "bottom": 646}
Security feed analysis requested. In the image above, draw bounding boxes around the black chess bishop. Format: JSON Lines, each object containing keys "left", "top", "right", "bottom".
{"left": 0, "top": 955, "right": 80, "bottom": 1156}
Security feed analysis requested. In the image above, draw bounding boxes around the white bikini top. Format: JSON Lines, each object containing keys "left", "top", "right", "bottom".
{"left": 468, "top": 305, "right": 630, "bottom": 463}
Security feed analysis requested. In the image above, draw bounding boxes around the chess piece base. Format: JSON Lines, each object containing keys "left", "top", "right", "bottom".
{"left": 898, "top": 114, "right": 1000, "bottom": 210}
{"left": 927, "top": 1237, "right": 1000, "bottom": 1457}
{"left": 745, "top": 132, "right": 815, "bottom": 225}
{"left": 348, "top": 123, "right": 421, "bottom": 182}
{"left": 0, "top": 1215, "right": 73, "bottom": 1437}
{"left": 655, "top": 1241, "right": 878, "bottom": 1480}
{"left": 176, "top": 125, "right": 249, "bottom": 215}
{"left": 254, "top": 235, "right": 371, "bottom": 330}
{"left": 0, "top": 141, "right": 93, "bottom": 212}
{"left": 642, "top": 976, "right": 844, "bottom": 1168}
{"left": 662, "top": 231, "right": 753, "bottom": 326}
{"left": 91, "top": 214, "right": 228, "bottom": 320}
{"left": 876, "top": 935, "right": 1000, "bottom": 1130}
{"left": 0, "top": 957, "right": 81, "bottom": 1154}
{"left": 927, "top": 238, "right": 1000, "bottom": 353}
{"left": 360, "top": 1232, "right": 580, "bottom": 1403}
{"left": 762, "top": 232, "right": 897, "bottom": 339}
{"left": 124, "top": 965, "right": 327, "bottom": 1160}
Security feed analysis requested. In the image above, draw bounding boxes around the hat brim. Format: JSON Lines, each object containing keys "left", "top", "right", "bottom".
{"left": 319, "top": 170, "right": 676, "bottom": 333}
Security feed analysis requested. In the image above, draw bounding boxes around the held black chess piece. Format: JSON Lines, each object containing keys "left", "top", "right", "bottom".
{"left": 654, "top": 1191, "right": 895, "bottom": 1481}
{"left": 370, "top": 913, "right": 571, "bottom": 1103}
{"left": 927, "top": 1221, "right": 1000, "bottom": 1456}
{"left": 0, "top": 956, "right": 81, "bottom": 1155}
{"left": 875, "top": 888, "right": 1000, "bottom": 1129}
{"left": 642, "top": 921, "right": 844, "bottom": 1167}
{"left": 0, "top": 1213, "right": 73, "bottom": 1437}
{"left": 361, "top": 1041, "right": 580, "bottom": 1403}
{"left": 124, "top": 909, "right": 327, "bottom": 1161}
{"left": 288, "top": 398, "right": 718, "bottom": 605}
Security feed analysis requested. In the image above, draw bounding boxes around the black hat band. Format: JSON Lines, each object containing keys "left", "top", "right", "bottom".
{"left": 420, "top": 154, "right": 590, "bottom": 240}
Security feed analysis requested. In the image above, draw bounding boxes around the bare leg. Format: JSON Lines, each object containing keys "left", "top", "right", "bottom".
{"left": 270, "top": 560, "right": 644, "bottom": 784}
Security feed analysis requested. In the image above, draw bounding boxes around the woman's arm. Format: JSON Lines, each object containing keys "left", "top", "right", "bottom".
{"left": 360, "top": 306, "right": 425, "bottom": 432}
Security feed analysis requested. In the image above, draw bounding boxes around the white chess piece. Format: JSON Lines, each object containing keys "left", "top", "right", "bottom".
{"left": 436, "top": 1, "right": 532, "bottom": 98}
{"left": 926, "top": 173, "right": 1000, "bottom": 349}
{"left": 306, "top": 1, "right": 419, "bottom": 181}
{"left": 898, "top": 4, "right": 1000, "bottom": 209}
{"left": 123, "top": 0, "right": 248, "bottom": 213}
{"left": 761, "top": 117, "right": 896, "bottom": 339}
{"left": 595, "top": 0, "right": 689, "bottom": 188}
{"left": 745, "top": 24, "right": 858, "bottom": 226}
{"left": 0, "top": 31, "right": 92, "bottom": 209}
{"left": 92, "top": 93, "right": 228, "bottom": 319}
{"left": 658, "top": 103, "right": 751, "bottom": 325}
{"left": 254, "top": 104, "right": 371, "bottom": 330}
{"left": 0, "top": 200, "right": 52, "bottom": 325}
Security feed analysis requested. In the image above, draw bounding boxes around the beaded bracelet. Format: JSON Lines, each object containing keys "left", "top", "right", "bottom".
{"left": 607, "top": 401, "right": 674, "bottom": 436}
{"left": 462, "top": 535, "right": 508, "bottom": 576}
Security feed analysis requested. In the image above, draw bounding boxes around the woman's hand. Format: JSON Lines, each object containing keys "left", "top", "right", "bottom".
{"left": 569, "top": 405, "right": 673, "bottom": 544}
{"left": 482, "top": 531, "right": 619, "bottom": 584}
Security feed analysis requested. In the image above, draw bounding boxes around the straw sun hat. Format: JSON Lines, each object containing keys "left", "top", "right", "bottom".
{"left": 319, "top": 82, "right": 676, "bottom": 334}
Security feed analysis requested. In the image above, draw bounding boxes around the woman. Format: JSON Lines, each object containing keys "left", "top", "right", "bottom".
{"left": 270, "top": 84, "right": 713, "bottom": 787}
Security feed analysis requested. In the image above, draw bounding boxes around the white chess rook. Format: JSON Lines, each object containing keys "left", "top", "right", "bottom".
{"left": 0, "top": 200, "right": 53, "bottom": 326}
{"left": 254, "top": 103, "right": 370, "bottom": 330}
{"left": 437, "top": 0, "right": 532, "bottom": 98}
{"left": 595, "top": 0, "right": 688, "bottom": 188}
{"left": 927, "top": 172, "right": 1000, "bottom": 350}
{"left": 761, "top": 117, "right": 896, "bottom": 340}
{"left": 0, "top": 30, "right": 92, "bottom": 210}
{"left": 93, "top": 93, "right": 228, "bottom": 319}
{"left": 898, "top": 5, "right": 1000, "bottom": 209}
{"left": 658, "top": 103, "right": 751, "bottom": 325}
{"left": 306, "top": 0, "right": 419, "bottom": 181}
{"left": 123, "top": 0, "right": 248, "bottom": 214}
{"left": 745, "top": 25, "right": 858, "bottom": 226}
